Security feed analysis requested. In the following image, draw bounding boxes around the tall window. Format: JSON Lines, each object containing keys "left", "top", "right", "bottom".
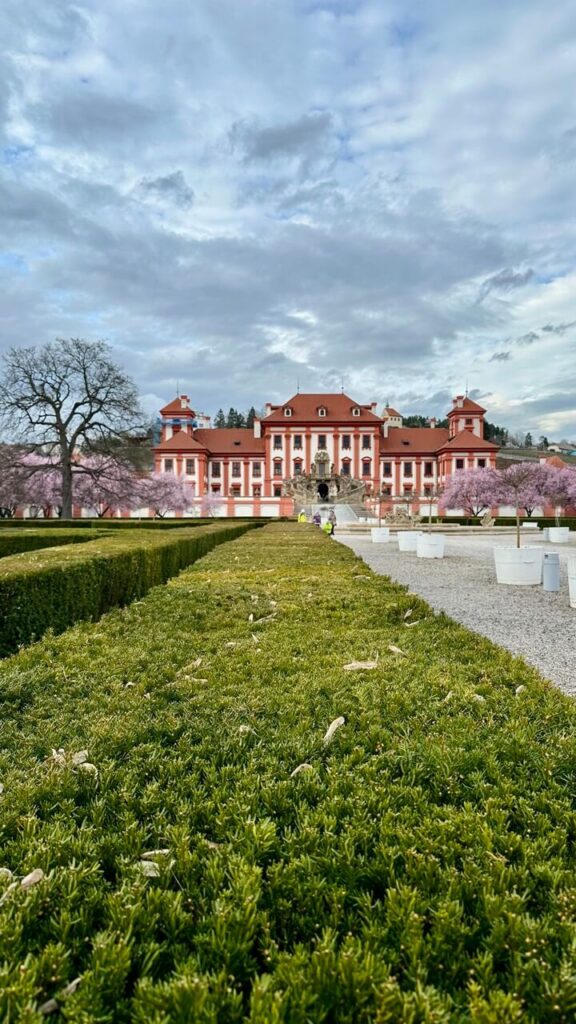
{"left": 341, "top": 461, "right": 351, "bottom": 476}
{"left": 274, "top": 485, "right": 282, "bottom": 497}
{"left": 362, "top": 459, "right": 371, "bottom": 477}
{"left": 273, "top": 435, "right": 282, "bottom": 449}
{"left": 294, "top": 460, "right": 302, "bottom": 476}
{"left": 342, "top": 434, "right": 351, "bottom": 449}
{"left": 164, "top": 459, "right": 174, "bottom": 473}
{"left": 382, "top": 461, "right": 392, "bottom": 476}
{"left": 477, "top": 458, "right": 486, "bottom": 468}
{"left": 293, "top": 434, "right": 302, "bottom": 449}
{"left": 253, "top": 485, "right": 261, "bottom": 497}
{"left": 403, "top": 462, "right": 413, "bottom": 477}
{"left": 455, "top": 458, "right": 465, "bottom": 470}
{"left": 185, "top": 459, "right": 195, "bottom": 475}
{"left": 211, "top": 461, "right": 221, "bottom": 478}
{"left": 232, "top": 461, "right": 241, "bottom": 478}
{"left": 424, "top": 461, "right": 433, "bottom": 477}
{"left": 362, "top": 435, "right": 371, "bottom": 450}
{"left": 273, "top": 460, "right": 283, "bottom": 477}
{"left": 253, "top": 462, "right": 261, "bottom": 477}
{"left": 318, "top": 435, "right": 327, "bottom": 449}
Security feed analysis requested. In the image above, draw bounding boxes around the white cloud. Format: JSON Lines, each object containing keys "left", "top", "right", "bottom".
{"left": 0, "top": 0, "right": 575, "bottom": 438}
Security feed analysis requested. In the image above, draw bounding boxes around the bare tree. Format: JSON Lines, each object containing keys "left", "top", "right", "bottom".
{"left": 0, "top": 339, "right": 143, "bottom": 518}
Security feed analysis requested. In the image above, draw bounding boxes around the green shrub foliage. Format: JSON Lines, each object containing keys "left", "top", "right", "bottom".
{"left": 0, "top": 524, "right": 575, "bottom": 1021}
{"left": 0, "top": 529, "right": 103, "bottom": 558}
{"left": 0, "top": 523, "right": 257, "bottom": 656}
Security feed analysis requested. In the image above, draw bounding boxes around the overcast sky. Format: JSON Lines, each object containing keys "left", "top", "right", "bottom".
{"left": 1, "top": 0, "right": 575, "bottom": 437}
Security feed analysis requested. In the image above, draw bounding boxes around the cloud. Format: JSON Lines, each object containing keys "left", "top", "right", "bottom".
{"left": 541, "top": 321, "right": 576, "bottom": 334}
{"left": 0, "top": 0, "right": 575, "bottom": 439}
{"left": 490, "top": 351, "right": 511, "bottom": 361}
{"left": 137, "top": 171, "right": 195, "bottom": 209}
{"left": 232, "top": 111, "right": 333, "bottom": 162}
{"left": 477, "top": 267, "right": 535, "bottom": 303}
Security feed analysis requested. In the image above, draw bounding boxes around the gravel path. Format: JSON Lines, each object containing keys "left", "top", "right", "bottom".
{"left": 336, "top": 533, "right": 576, "bottom": 695}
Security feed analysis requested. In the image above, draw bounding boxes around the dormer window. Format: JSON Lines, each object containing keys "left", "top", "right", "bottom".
{"left": 352, "top": 407, "right": 360, "bottom": 417}
{"left": 284, "top": 407, "right": 293, "bottom": 417}
{"left": 318, "top": 406, "right": 327, "bottom": 417}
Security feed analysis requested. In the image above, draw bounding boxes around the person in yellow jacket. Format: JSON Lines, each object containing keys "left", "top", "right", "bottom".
{"left": 297, "top": 509, "right": 307, "bottom": 523}
{"left": 322, "top": 519, "right": 334, "bottom": 537}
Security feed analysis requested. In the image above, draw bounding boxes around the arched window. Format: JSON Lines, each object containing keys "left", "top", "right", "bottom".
{"left": 318, "top": 406, "right": 327, "bottom": 417}
{"left": 293, "top": 459, "right": 303, "bottom": 476}
{"left": 284, "top": 407, "right": 293, "bottom": 417}
{"left": 362, "top": 459, "right": 371, "bottom": 477}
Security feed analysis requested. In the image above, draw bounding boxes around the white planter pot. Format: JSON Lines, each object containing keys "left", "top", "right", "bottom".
{"left": 568, "top": 559, "right": 576, "bottom": 609}
{"left": 397, "top": 531, "right": 422, "bottom": 552}
{"left": 549, "top": 527, "right": 571, "bottom": 544}
{"left": 417, "top": 534, "right": 445, "bottom": 559}
{"left": 371, "top": 527, "right": 390, "bottom": 543}
{"left": 493, "top": 546, "right": 544, "bottom": 586}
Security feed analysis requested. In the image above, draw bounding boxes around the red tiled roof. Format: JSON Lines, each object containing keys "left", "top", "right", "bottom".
{"left": 264, "top": 393, "right": 381, "bottom": 424}
{"left": 194, "top": 429, "right": 265, "bottom": 455}
{"left": 438, "top": 430, "right": 499, "bottom": 451}
{"left": 545, "top": 455, "right": 568, "bottom": 468}
{"left": 380, "top": 427, "right": 450, "bottom": 453}
{"left": 446, "top": 397, "right": 486, "bottom": 416}
{"left": 155, "top": 432, "right": 207, "bottom": 452}
{"left": 383, "top": 407, "right": 402, "bottom": 418}
{"left": 160, "top": 396, "right": 195, "bottom": 416}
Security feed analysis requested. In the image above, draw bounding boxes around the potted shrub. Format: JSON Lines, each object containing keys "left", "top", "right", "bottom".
{"left": 416, "top": 485, "right": 445, "bottom": 558}
{"left": 541, "top": 464, "right": 576, "bottom": 543}
{"left": 491, "top": 463, "right": 548, "bottom": 584}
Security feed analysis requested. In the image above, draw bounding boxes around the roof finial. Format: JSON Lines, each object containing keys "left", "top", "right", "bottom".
{"left": 176, "top": 379, "right": 180, "bottom": 397}
{"left": 297, "top": 376, "right": 300, "bottom": 394}
{"left": 465, "top": 378, "right": 468, "bottom": 397}
{"left": 340, "top": 376, "right": 344, "bottom": 394}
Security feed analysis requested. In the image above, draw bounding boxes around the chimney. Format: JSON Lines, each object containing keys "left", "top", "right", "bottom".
{"left": 253, "top": 418, "right": 261, "bottom": 438}
{"left": 429, "top": 417, "right": 437, "bottom": 429}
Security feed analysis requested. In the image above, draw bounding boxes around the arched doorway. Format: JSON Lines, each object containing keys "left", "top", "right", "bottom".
{"left": 317, "top": 482, "right": 329, "bottom": 501}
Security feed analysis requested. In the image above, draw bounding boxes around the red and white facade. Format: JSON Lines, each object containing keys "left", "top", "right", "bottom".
{"left": 154, "top": 392, "right": 499, "bottom": 517}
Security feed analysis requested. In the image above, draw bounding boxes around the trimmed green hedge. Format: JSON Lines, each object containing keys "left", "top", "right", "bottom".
{"left": 1, "top": 525, "right": 576, "bottom": 1020}
{"left": 440, "top": 515, "right": 576, "bottom": 528}
{"left": 0, "top": 522, "right": 258, "bottom": 657}
{"left": 0, "top": 518, "right": 211, "bottom": 530}
{"left": 0, "top": 529, "right": 105, "bottom": 559}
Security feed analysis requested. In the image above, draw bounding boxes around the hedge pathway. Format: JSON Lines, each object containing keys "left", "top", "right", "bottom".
{"left": 1, "top": 524, "right": 576, "bottom": 1022}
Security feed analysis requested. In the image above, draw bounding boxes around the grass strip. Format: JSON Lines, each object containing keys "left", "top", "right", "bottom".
{"left": 0, "top": 523, "right": 576, "bottom": 1021}
{"left": 0, "top": 522, "right": 258, "bottom": 657}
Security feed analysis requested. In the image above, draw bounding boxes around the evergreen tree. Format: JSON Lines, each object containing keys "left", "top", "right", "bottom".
{"left": 214, "top": 408, "right": 226, "bottom": 428}
{"left": 484, "top": 421, "right": 508, "bottom": 445}
{"left": 225, "top": 407, "right": 237, "bottom": 428}
{"left": 524, "top": 432, "right": 533, "bottom": 448}
{"left": 246, "top": 406, "right": 257, "bottom": 429}
{"left": 538, "top": 435, "right": 549, "bottom": 450}
{"left": 234, "top": 410, "right": 246, "bottom": 428}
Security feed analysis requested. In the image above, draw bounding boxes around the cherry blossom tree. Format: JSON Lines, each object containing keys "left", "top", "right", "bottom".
{"left": 0, "top": 339, "right": 143, "bottom": 518}
{"left": 138, "top": 472, "right": 195, "bottom": 518}
{"left": 540, "top": 464, "right": 576, "bottom": 526}
{"left": 74, "top": 457, "right": 140, "bottom": 517}
{"left": 494, "top": 463, "right": 550, "bottom": 547}
{"left": 441, "top": 467, "right": 500, "bottom": 519}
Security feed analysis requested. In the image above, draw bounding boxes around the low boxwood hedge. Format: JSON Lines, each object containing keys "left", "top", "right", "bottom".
{"left": 0, "top": 524, "right": 576, "bottom": 1020}
{"left": 0, "top": 522, "right": 258, "bottom": 657}
{"left": 0, "top": 529, "right": 104, "bottom": 559}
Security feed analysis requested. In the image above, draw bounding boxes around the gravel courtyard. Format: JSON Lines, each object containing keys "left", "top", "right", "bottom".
{"left": 336, "top": 532, "right": 576, "bottom": 696}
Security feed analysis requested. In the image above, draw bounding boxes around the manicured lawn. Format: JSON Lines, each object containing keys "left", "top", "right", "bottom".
{"left": 0, "top": 524, "right": 575, "bottom": 1022}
